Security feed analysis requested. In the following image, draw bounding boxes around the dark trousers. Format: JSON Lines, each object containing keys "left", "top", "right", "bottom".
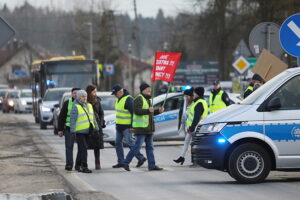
{"left": 94, "top": 149, "right": 100, "bottom": 162}
{"left": 64, "top": 128, "right": 79, "bottom": 167}
{"left": 76, "top": 134, "right": 89, "bottom": 168}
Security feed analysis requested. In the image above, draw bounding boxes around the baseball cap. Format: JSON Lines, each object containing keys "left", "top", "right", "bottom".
{"left": 111, "top": 84, "right": 122, "bottom": 95}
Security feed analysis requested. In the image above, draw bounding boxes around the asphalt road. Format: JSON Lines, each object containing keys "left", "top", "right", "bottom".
{"left": 10, "top": 113, "right": 300, "bottom": 200}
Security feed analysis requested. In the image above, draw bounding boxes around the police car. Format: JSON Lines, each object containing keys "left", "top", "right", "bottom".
{"left": 103, "top": 91, "right": 240, "bottom": 144}
{"left": 192, "top": 67, "right": 300, "bottom": 184}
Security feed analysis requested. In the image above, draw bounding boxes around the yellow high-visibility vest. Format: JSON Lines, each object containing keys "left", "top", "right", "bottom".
{"left": 209, "top": 90, "right": 227, "bottom": 113}
{"left": 75, "top": 103, "right": 95, "bottom": 132}
{"left": 187, "top": 99, "right": 208, "bottom": 127}
{"left": 115, "top": 95, "right": 132, "bottom": 125}
{"left": 132, "top": 94, "right": 149, "bottom": 128}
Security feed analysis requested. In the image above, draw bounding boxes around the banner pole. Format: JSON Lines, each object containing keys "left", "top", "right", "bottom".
{"left": 162, "top": 82, "right": 171, "bottom": 108}
{"left": 151, "top": 81, "right": 155, "bottom": 107}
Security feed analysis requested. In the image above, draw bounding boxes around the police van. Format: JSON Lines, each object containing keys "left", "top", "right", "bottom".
{"left": 192, "top": 67, "right": 300, "bottom": 184}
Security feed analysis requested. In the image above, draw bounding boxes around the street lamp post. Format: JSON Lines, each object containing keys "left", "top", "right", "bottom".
{"left": 86, "top": 22, "right": 93, "bottom": 60}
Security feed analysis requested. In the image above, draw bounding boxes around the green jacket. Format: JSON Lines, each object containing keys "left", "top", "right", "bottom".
{"left": 133, "top": 94, "right": 160, "bottom": 135}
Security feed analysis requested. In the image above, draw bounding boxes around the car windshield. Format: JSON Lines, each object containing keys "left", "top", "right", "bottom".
{"left": 241, "top": 71, "right": 288, "bottom": 105}
{"left": 21, "top": 92, "right": 32, "bottom": 98}
{"left": 43, "top": 90, "right": 70, "bottom": 101}
{"left": 101, "top": 96, "right": 116, "bottom": 110}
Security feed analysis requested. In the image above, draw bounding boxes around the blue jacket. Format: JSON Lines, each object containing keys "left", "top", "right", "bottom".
{"left": 70, "top": 99, "right": 99, "bottom": 134}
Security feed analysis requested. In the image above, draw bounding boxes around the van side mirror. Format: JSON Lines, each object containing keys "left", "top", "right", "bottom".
{"left": 266, "top": 97, "right": 281, "bottom": 111}
{"left": 54, "top": 104, "right": 59, "bottom": 108}
{"left": 38, "top": 98, "right": 42, "bottom": 104}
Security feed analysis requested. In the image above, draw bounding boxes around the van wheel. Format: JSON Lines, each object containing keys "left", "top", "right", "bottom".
{"left": 228, "top": 143, "right": 271, "bottom": 184}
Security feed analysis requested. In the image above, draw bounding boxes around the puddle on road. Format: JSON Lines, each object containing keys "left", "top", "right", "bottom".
{"left": 0, "top": 192, "right": 73, "bottom": 200}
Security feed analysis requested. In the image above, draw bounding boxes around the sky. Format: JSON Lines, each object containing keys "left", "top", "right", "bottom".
{"left": 2, "top": 0, "right": 195, "bottom": 18}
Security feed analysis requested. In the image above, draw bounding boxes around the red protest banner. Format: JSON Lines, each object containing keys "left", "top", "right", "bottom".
{"left": 151, "top": 51, "right": 182, "bottom": 82}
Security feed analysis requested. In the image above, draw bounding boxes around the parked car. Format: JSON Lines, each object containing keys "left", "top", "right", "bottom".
{"left": 39, "top": 88, "right": 72, "bottom": 130}
{"left": 52, "top": 91, "right": 116, "bottom": 135}
{"left": 14, "top": 89, "right": 33, "bottom": 113}
{"left": 2, "top": 90, "right": 19, "bottom": 113}
{"left": 103, "top": 92, "right": 241, "bottom": 145}
{"left": 0, "top": 89, "right": 10, "bottom": 110}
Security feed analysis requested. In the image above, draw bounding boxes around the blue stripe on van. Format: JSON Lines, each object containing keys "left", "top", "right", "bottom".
{"left": 220, "top": 123, "right": 300, "bottom": 141}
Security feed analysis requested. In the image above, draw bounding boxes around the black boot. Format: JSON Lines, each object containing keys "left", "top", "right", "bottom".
{"left": 173, "top": 156, "right": 185, "bottom": 165}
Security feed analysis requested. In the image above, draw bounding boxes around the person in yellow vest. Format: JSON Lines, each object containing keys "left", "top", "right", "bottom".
{"left": 111, "top": 84, "right": 146, "bottom": 169}
{"left": 209, "top": 80, "right": 230, "bottom": 113}
{"left": 121, "top": 83, "right": 164, "bottom": 171}
{"left": 173, "top": 87, "right": 195, "bottom": 165}
{"left": 58, "top": 87, "right": 80, "bottom": 171}
{"left": 70, "top": 90, "right": 99, "bottom": 173}
{"left": 243, "top": 73, "right": 265, "bottom": 99}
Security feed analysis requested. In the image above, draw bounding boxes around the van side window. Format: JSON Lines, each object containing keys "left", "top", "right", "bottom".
{"left": 272, "top": 75, "right": 300, "bottom": 110}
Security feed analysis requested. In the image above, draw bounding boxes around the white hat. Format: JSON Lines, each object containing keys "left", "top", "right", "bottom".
{"left": 76, "top": 90, "right": 87, "bottom": 100}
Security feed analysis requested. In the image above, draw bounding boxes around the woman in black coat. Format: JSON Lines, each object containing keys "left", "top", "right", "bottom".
{"left": 86, "top": 85, "right": 105, "bottom": 169}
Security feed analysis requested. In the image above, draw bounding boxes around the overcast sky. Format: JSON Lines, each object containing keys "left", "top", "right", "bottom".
{"left": 2, "top": 0, "right": 195, "bottom": 18}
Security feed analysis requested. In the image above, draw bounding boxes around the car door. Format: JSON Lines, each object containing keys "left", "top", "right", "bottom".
{"left": 263, "top": 75, "right": 300, "bottom": 167}
{"left": 153, "top": 95, "right": 185, "bottom": 139}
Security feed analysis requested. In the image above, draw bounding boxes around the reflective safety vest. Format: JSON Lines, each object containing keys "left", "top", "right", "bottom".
{"left": 245, "top": 86, "right": 254, "bottom": 94}
{"left": 75, "top": 103, "right": 95, "bottom": 132}
{"left": 186, "top": 99, "right": 208, "bottom": 127}
{"left": 132, "top": 94, "right": 149, "bottom": 128}
{"left": 115, "top": 95, "right": 132, "bottom": 125}
{"left": 65, "top": 98, "right": 73, "bottom": 127}
{"left": 209, "top": 90, "right": 227, "bottom": 113}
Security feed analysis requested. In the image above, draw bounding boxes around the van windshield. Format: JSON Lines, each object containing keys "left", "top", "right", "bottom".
{"left": 241, "top": 71, "right": 288, "bottom": 105}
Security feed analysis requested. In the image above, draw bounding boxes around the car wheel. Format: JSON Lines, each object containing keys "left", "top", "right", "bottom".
{"left": 40, "top": 122, "right": 47, "bottom": 130}
{"left": 228, "top": 143, "right": 271, "bottom": 184}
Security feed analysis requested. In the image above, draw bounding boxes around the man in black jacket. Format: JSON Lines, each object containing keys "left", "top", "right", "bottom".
{"left": 58, "top": 87, "right": 80, "bottom": 171}
{"left": 111, "top": 84, "right": 146, "bottom": 168}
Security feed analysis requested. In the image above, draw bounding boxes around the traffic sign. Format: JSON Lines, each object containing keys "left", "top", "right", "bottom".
{"left": 105, "top": 64, "right": 114, "bottom": 75}
{"left": 280, "top": 13, "right": 300, "bottom": 57}
{"left": 232, "top": 56, "right": 250, "bottom": 74}
{"left": 0, "top": 17, "right": 15, "bottom": 48}
{"left": 247, "top": 57, "right": 257, "bottom": 69}
{"left": 249, "top": 22, "right": 283, "bottom": 58}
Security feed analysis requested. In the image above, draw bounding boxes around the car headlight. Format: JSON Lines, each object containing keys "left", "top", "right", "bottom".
{"left": 21, "top": 100, "right": 27, "bottom": 105}
{"left": 41, "top": 106, "right": 51, "bottom": 112}
{"left": 105, "top": 120, "right": 116, "bottom": 126}
{"left": 8, "top": 100, "right": 14, "bottom": 106}
{"left": 195, "top": 123, "right": 227, "bottom": 136}
{"left": 0, "top": 99, "right": 2, "bottom": 103}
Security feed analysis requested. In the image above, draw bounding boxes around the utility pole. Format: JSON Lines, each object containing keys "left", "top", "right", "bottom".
{"left": 86, "top": 22, "right": 93, "bottom": 60}
{"left": 128, "top": 43, "right": 133, "bottom": 93}
{"left": 133, "top": 0, "right": 141, "bottom": 60}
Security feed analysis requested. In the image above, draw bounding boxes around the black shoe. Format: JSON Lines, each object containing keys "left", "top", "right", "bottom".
{"left": 122, "top": 164, "right": 131, "bottom": 171}
{"left": 80, "top": 167, "right": 92, "bottom": 173}
{"left": 149, "top": 166, "right": 163, "bottom": 171}
{"left": 173, "top": 156, "right": 185, "bottom": 165}
{"left": 75, "top": 165, "right": 81, "bottom": 171}
{"left": 112, "top": 163, "right": 123, "bottom": 168}
{"left": 65, "top": 165, "right": 72, "bottom": 171}
{"left": 136, "top": 158, "right": 147, "bottom": 168}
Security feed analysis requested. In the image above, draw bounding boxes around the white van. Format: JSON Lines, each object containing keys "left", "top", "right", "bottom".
{"left": 192, "top": 67, "right": 300, "bottom": 184}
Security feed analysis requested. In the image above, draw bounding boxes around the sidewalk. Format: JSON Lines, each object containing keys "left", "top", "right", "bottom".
{"left": 0, "top": 114, "right": 116, "bottom": 200}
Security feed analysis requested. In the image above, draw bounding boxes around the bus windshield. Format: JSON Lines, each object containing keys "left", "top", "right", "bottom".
{"left": 45, "top": 62, "right": 96, "bottom": 88}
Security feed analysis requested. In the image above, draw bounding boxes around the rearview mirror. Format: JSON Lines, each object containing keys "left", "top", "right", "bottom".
{"left": 266, "top": 97, "right": 281, "bottom": 111}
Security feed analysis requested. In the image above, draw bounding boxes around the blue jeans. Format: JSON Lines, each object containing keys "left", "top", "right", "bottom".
{"left": 115, "top": 128, "right": 145, "bottom": 164}
{"left": 124, "top": 134, "right": 156, "bottom": 170}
